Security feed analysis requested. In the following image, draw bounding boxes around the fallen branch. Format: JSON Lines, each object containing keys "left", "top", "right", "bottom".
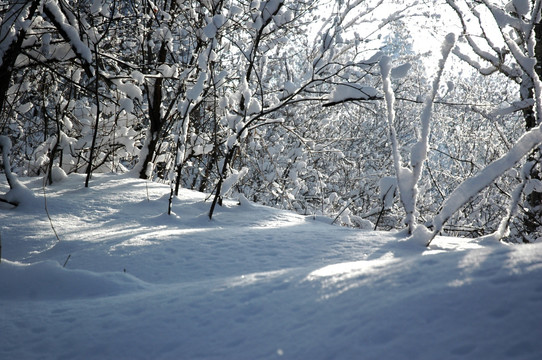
{"left": 0, "top": 197, "right": 18, "bottom": 207}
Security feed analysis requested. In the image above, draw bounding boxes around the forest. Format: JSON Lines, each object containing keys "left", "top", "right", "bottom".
{"left": 1, "top": 0, "right": 541, "bottom": 243}
{"left": 2, "top": 1, "right": 542, "bottom": 358}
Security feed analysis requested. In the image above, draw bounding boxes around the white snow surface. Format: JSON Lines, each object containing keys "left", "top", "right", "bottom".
{"left": 1, "top": 174, "right": 541, "bottom": 360}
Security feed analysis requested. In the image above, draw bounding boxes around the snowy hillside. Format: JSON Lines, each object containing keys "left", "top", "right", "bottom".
{"left": 1, "top": 174, "right": 541, "bottom": 359}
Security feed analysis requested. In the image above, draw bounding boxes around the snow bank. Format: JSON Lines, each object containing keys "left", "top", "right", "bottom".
{"left": 0, "top": 260, "right": 146, "bottom": 300}
{"left": 0, "top": 174, "right": 541, "bottom": 360}
{"left": 0, "top": 135, "right": 37, "bottom": 207}
{"left": 3, "top": 183, "right": 37, "bottom": 208}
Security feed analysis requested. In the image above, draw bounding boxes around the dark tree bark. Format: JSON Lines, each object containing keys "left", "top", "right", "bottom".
{"left": 85, "top": 44, "right": 101, "bottom": 188}
{"left": 0, "top": 1, "right": 40, "bottom": 114}
{"left": 523, "top": 19, "right": 542, "bottom": 236}
{"left": 138, "top": 42, "right": 168, "bottom": 179}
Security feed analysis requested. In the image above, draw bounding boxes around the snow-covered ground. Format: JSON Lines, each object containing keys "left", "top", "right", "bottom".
{"left": 1, "top": 174, "right": 541, "bottom": 360}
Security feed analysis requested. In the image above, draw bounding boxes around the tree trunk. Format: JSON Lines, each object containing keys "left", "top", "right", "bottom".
{"left": 138, "top": 43, "right": 167, "bottom": 179}
{"left": 523, "top": 19, "right": 542, "bottom": 237}
{"left": 0, "top": 1, "right": 40, "bottom": 114}
{"left": 85, "top": 44, "right": 101, "bottom": 188}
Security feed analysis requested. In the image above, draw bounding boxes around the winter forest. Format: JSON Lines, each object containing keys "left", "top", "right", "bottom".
{"left": 2, "top": 0, "right": 542, "bottom": 240}
{"left": 1, "top": 1, "right": 542, "bottom": 359}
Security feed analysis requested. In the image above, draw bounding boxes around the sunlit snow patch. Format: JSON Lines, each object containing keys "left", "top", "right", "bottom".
{"left": 109, "top": 228, "right": 212, "bottom": 253}
{"left": 306, "top": 252, "right": 398, "bottom": 298}
{"left": 225, "top": 269, "right": 294, "bottom": 288}
{"left": 308, "top": 252, "right": 396, "bottom": 280}
{"left": 447, "top": 248, "right": 493, "bottom": 287}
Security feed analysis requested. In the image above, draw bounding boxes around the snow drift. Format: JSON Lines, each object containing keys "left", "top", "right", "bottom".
{"left": 0, "top": 174, "right": 541, "bottom": 360}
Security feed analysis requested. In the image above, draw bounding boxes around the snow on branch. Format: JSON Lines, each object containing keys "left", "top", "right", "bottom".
{"left": 487, "top": 99, "right": 535, "bottom": 117}
{"left": 381, "top": 55, "right": 413, "bottom": 229}
{"left": 323, "top": 84, "right": 379, "bottom": 107}
{"left": 0, "top": 1, "right": 37, "bottom": 68}
{"left": 0, "top": 136, "right": 16, "bottom": 190}
{"left": 483, "top": 0, "right": 525, "bottom": 31}
{"left": 421, "top": 125, "right": 542, "bottom": 246}
{"left": 0, "top": 136, "right": 35, "bottom": 206}
{"left": 452, "top": 47, "right": 499, "bottom": 76}
{"left": 446, "top": 0, "right": 522, "bottom": 80}
{"left": 380, "top": 33, "right": 456, "bottom": 236}
{"left": 220, "top": 167, "right": 249, "bottom": 197}
{"left": 260, "top": 0, "right": 285, "bottom": 24}
{"left": 43, "top": 0, "right": 94, "bottom": 77}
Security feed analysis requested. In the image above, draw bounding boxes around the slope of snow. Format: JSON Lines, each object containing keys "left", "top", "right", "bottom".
{"left": 0, "top": 174, "right": 541, "bottom": 359}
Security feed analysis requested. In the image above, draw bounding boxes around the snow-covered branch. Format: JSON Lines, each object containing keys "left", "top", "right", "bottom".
{"left": 42, "top": 0, "right": 94, "bottom": 77}
{"left": 422, "top": 125, "right": 542, "bottom": 246}
{"left": 380, "top": 33, "right": 455, "bottom": 235}
{"left": 0, "top": 136, "right": 34, "bottom": 206}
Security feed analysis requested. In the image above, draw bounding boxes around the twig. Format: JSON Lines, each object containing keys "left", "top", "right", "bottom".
{"left": 374, "top": 192, "right": 391, "bottom": 230}
{"left": 43, "top": 176, "right": 61, "bottom": 242}
{"left": 0, "top": 197, "right": 18, "bottom": 206}
{"left": 332, "top": 194, "right": 362, "bottom": 225}
{"left": 62, "top": 254, "right": 71, "bottom": 268}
